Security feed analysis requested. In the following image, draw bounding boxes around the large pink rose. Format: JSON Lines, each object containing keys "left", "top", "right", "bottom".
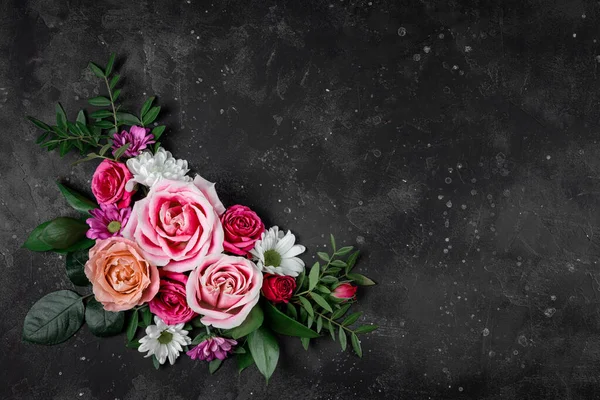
{"left": 149, "top": 270, "right": 197, "bottom": 325}
{"left": 84, "top": 237, "right": 159, "bottom": 312}
{"left": 121, "top": 179, "right": 224, "bottom": 272}
{"left": 221, "top": 205, "right": 265, "bottom": 257}
{"left": 186, "top": 254, "right": 263, "bottom": 329}
{"left": 91, "top": 159, "right": 134, "bottom": 208}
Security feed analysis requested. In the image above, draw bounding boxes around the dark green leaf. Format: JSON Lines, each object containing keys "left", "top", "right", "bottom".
{"left": 125, "top": 339, "right": 141, "bottom": 349}
{"left": 152, "top": 355, "right": 160, "bottom": 369}
{"left": 140, "top": 97, "right": 155, "bottom": 118}
{"left": 316, "top": 285, "right": 331, "bottom": 294}
{"left": 324, "top": 267, "right": 342, "bottom": 275}
{"left": 116, "top": 112, "right": 141, "bottom": 126}
{"left": 295, "top": 269, "right": 306, "bottom": 293}
{"left": 308, "top": 262, "right": 319, "bottom": 291}
{"left": 126, "top": 310, "right": 139, "bottom": 342}
{"left": 263, "top": 301, "right": 319, "bottom": 338}
{"left": 85, "top": 298, "right": 125, "bottom": 337}
{"left": 316, "top": 315, "right": 323, "bottom": 333}
{"left": 345, "top": 251, "right": 360, "bottom": 273}
{"left": 27, "top": 116, "right": 52, "bottom": 131}
{"left": 327, "top": 320, "right": 335, "bottom": 341}
{"left": 37, "top": 217, "right": 89, "bottom": 250}
{"left": 307, "top": 315, "right": 313, "bottom": 329}
{"left": 317, "top": 252, "right": 330, "bottom": 262}
{"left": 58, "top": 238, "right": 94, "bottom": 254}
{"left": 237, "top": 349, "right": 254, "bottom": 373}
{"left": 330, "top": 260, "right": 347, "bottom": 268}
{"left": 109, "top": 74, "right": 120, "bottom": 90}
{"left": 209, "top": 359, "right": 223, "bottom": 374}
{"left": 191, "top": 333, "right": 208, "bottom": 345}
{"left": 56, "top": 182, "right": 97, "bottom": 214}
{"left": 354, "top": 324, "right": 378, "bottom": 334}
{"left": 35, "top": 132, "right": 49, "bottom": 144}
{"left": 22, "top": 221, "right": 53, "bottom": 251}
{"left": 142, "top": 106, "right": 160, "bottom": 126}
{"left": 342, "top": 312, "right": 362, "bottom": 327}
{"left": 99, "top": 143, "right": 112, "bottom": 156}
{"left": 321, "top": 275, "right": 338, "bottom": 284}
{"left": 151, "top": 125, "right": 165, "bottom": 140}
{"left": 89, "top": 96, "right": 111, "bottom": 107}
{"left": 330, "top": 234, "right": 336, "bottom": 252}
{"left": 191, "top": 316, "right": 205, "bottom": 328}
{"left": 336, "top": 246, "right": 354, "bottom": 256}
{"left": 94, "top": 120, "right": 114, "bottom": 129}
{"left": 55, "top": 103, "right": 67, "bottom": 130}
{"left": 301, "top": 337, "right": 310, "bottom": 350}
{"left": 285, "top": 302, "right": 298, "bottom": 319}
{"left": 90, "top": 110, "right": 114, "bottom": 119}
{"left": 89, "top": 62, "right": 105, "bottom": 78}
{"left": 112, "top": 89, "right": 121, "bottom": 101}
{"left": 22, "top": 290, "right": 84, "bottom": 345}
{"left": 331, "top": 303, "right": 351, "bottom": 320}
{"left": 346, "top": 273, "right": 376, "bottom": 286}
{"left": 65, "top": 249, "right": 90, "bottom": 286}
{"left": 248, "top": 327, "right": 279, "bottom": 383}
{"left": 141, "top": 307, "right": 152, "bottom": 327}
{"left": 227, "top": 304, "right": 264, "bottom": 339}
{"left": 76, "top": 110, "right": 86, "bottom": 125}
{"left": 58, "top": 141, "right": 70, "bottom": 157}
{"left": 105, "top": 53, "right": 116, "bottom": 76}
{"left": 310, "top": 292, "right": 333, "bottom": 313}
{"left": 351, "top": 333, "right": 362, "bottom": 357}
{"left": 297, "top": 296, "right": 314, "bottom": 318}
{"left": 339, "top": 327, "right": 347, "bottom": 351}
{"left": 113, "top": 143, "right": 131, "bottom": 160}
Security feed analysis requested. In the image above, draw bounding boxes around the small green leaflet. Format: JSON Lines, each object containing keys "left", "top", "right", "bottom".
{"left": 308, "top": 262, "right": 320, "bottom": 291}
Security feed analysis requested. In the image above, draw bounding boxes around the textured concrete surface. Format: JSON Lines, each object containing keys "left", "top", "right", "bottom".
{"left": 2, "top": 0, "right": 600, "bottom": 399}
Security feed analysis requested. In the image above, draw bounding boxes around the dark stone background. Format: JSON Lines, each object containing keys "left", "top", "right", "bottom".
{"left": 2, "top": 0, "right": 600, "bottom": 399}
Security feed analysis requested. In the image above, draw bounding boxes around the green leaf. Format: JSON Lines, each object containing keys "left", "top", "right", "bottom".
{"left": 301, "top": 337, "right": 310, "bottom": 350}
{"left": 22, "top": 290, "right": 84, "bottom": 345}
{"left": 321, "top": 275, "right": 338, "bottom": 284}
{"left": 89, "top": 96, "right": 111, "bottom": 107}
{"left": 342, "top": 312, "right": 362, "bottom": 327}
{"left": 339, "top": 327, "right": 347, "bottom": 351}
{"left": 346, "top": 273, "right": 376, "bottom": 286}
{"left": 27, "top": 116, "right": 52, "bottom": 131}
{"left": 90, "top": 110, "right": 113, "bottom": 119}
{"left": 308, "top": 262, "right": 320, "bottom": 291}
{"left": 126, "top": 310, "right": 139, "bottom": 342}
{"left": 330, "top": 260, "right": 347, "bottom": 268}
{"left": 22, "top": 221, "right": 53, "bottom": 251}
{"left": 105, "top": 53, "right": 116, "bottom": 76}
{"left": 35, "top": 132, "right": 49, "bottom": 144}
{"left": 209, "top": 359, "right": 223, "bottom": 374}
{"left": 36, "top": 217, "right": 89, "bottom": 250}
{"left": 140, "top": 97, "right": 155, "bottom": 118}
{"left": 109, "top": 74, "right": 120, "bottom": 90}
{"left": 191, "top": 333, "right": 208, "bottom": 345}
{"left": 316, "top": 285, "right": 331, "bottom": 294}
{"left": 307, "top": 315, "right": 313, "bottom": 329}
{"left": 336, "top": 246, "right": 354, "bottom": 256}
{"left": 116, "top": 112, "right": 141, "bottom": 126}
{"left": 286, "top": 302, "right": 298, "bottom": 319}
{"left": 152, "top": 355, "right": 160, "bottom": 369}
{"left": 330, "top": 234, "right": 336, "bottom": 252}
{"left": 113, "top": 143, "right": 131, "bottom": 160}
{"left": 55, "top": 103, "right": 67, "bottom": 131}
{"left": 141, "top": 307, "right": 152, "bottom": 327}
{"left": 237, "top": 348, "right": 254, "bottom": 373}
{"left": 317, "top": 252, "right": 330, "bottom": 262}
{"left": 99, "top": 143, "right": 112, "bottom": 156}
{"left": 191, "top": 316, "right": 205, "bottom": 328}
{"left": 327, "top": 320, "right": 335, "bottom": 341}
{"left": 345, "top": 251, "right": 360, "bottom": 273}
{"left": 89, "top": 62, "right": 105, "bottom": 78}
{"left": 297, "top": 296, "right": 314, "bottom": 318}
{"left": 58, "top": 238, "right": 94, "bottom": 254}
{"left": 351, "top": 333, "right": 362, "bottom": 357}
{"left": 263, "top": 301, "right": 319, "bottom": 338}
{"left": 310, "top": 292, "right": 333, "bottom": 313}
{"left": 248, "top": 327, "right": 279, "bottom": 383}
{"left": 76, "top": 110, "right": 86, "bottom": 125}
{"left": 151, "top": 125, "right": 165, "bottom": 140}
{"left": 112, "top": 89, "right": 121, "bottom": 101}
{"left": 85, "top": 298, "right": 125, "bottom": 337}
{"left": 316, "top": 315, "right": 323, "bottom": 333}
{"left": 227, "top": 304, "right": 264, "bottom": 339}
{"left": 331, "top": 303, "right": 351, "bottom": 320}
{"left": 56, "top": 182, "right": 97, "bottom": 214}
{"left": 142, "top": 106, "right": 161, "bottom": 126}
{"left": 354, "top": 324, "right": 378, "bottom": 334}
{"left": 295, "top": 269, "right": 306, "bottom": 292}
{"left": 125, "top": 339, "right": 141, "bottom": 349}
{"left": 65, "top": 249, "right": 90, "bottom": 286}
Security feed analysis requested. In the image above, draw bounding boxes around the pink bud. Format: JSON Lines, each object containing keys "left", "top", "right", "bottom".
{"left": 331, "top": 283, "right": 357, "bottom": 301}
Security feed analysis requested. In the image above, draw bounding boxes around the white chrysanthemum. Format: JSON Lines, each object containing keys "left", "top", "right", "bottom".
{"left": 138, "top": 316, "right": 191, "bottom": 365}
{"left": 250, "top": 226, "right": 306, "bottom": 277}
{"left": 125, "top": 147, "right": 192, "bottom": 191}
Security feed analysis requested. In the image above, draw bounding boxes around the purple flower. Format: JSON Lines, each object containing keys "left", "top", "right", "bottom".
{"left": 112, "top": 126, "right": 155, "bottom": 158}
{"left": 186, "top": 337, "right": 237, "bottom": 362}
{"left": 86, "top": 204, "right": 131, "bottom": 240}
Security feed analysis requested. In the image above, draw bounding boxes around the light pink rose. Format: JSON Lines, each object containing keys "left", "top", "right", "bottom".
{"left": 186, "top": 254, "right": 263, "bottom": 329}
{"left": 121, "top": 179, "right": 224, "bottom": 272}
{"left": 193, "top": 175, "right": 226, "bottom": 216}
{"left": 84, "top": 237, "right": 159, "bottom": 312}
{"left": 91, "top": 159, "right": 134, "bottom": 208}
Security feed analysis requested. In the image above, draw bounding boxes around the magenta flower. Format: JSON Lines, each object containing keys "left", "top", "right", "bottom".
{"left": 186, "top": 337, "right": 237, "bottom": 362}
{"left": 85, "top": 204, "right": 131, "bottom": 240}
{"left": 112, "top": 126, "right": 155, "bottom": 158}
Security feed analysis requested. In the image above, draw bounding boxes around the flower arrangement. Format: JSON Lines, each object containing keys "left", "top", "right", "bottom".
{"left": 22, "top": 54, "right": 377, "bottom": 381}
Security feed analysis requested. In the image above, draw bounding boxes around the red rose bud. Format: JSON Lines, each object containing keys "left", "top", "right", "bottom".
{"left": 262, "top": 274, "right": 296, "bottom": 303}
{"left": 331, "top": 283, "right": 357, "bottom": 301}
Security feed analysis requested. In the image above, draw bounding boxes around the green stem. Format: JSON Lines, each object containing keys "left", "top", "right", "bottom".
{"left": 103, "top": 76, "right": 118, "bottom": 132}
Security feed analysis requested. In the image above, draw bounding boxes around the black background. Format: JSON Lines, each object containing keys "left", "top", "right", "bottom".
{"left": 3, "top": 1, "right": 600, "bottom": 399}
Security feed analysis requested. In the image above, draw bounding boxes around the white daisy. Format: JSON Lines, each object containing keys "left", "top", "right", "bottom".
{"left": 125, "top": 147, "right": 192, "bottom": 191}
{"left": 250, "top": 226, "right": 306, "bottom": 277}
{"left": 138, "top": 316, "right": 191, "bottom": 365}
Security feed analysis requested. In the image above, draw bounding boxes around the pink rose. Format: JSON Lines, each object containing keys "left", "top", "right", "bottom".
{"left": 331, "top": 283, "right": 357, "bottom": 302}
{"left": 84, "top": 237, "right": 159, "bottom": 311}
{"left": 149, "top": 270, "right": 197, "bottom": 325}
{"left": 221, "top": 205, "right": 265, "bottom": 256}
{"left": 186, "top": 254, "right": 263, "bottom": 329}
{"left": 122, "top": 179, "right": 224, "bottom": 272}
{"left": 91, "top": 159, "right": 134, "bottom": 208}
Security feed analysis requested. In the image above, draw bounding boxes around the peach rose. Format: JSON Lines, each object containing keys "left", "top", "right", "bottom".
{"left": 186, "top": 254, "right": 263, "bottom": 329}
{"left": 84, "top": 237, "right": 159, "bottom": 311}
